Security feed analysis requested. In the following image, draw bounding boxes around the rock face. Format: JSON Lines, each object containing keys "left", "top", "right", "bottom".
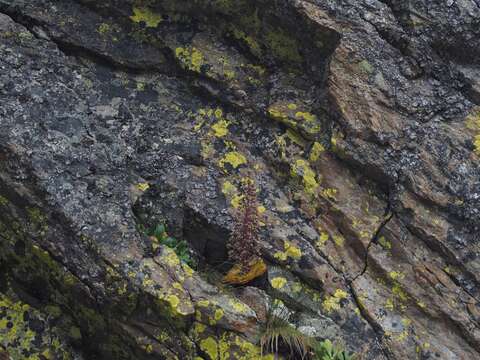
{"left": 0, "top": 0, "right": 479, "bottom": 359}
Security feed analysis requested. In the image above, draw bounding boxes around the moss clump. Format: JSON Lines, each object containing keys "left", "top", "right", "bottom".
{"left": 130, "top": 6, "right": 163, "bottom": 28}
{"left": 265, "top": 29, "right": 302, "bottom": 63}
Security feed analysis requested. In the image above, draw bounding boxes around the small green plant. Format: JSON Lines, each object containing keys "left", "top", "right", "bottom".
{"left": 146, "top": 223, "right": 196, "bottom": 268}
{"left": 313, "top": 339, "right": 354, "bottom": 360}
{"left": 260, "top": 300, "right": 312, "bottom": 359}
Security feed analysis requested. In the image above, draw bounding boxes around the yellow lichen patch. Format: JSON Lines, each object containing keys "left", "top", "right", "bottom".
{"left": 214, "top": 108, "right": 223, "bottom": 119}
{"left": 322, "top": 289, "right": 348, "bottom": 313}
{"left": 224, "top": 69, "right": 236, "bottom": 80}
{"left": 385, "top": 298, "right": 394, "bottom": 311}
{"left": 333, "top": 234, "right": 345, "bottom": 247}
{"left": 284, "top": 241, "right": 302, "bottom": 259}
{"left": 218, "top": 151, "right": 247, "bottom": 169}
{"left": 270, "top": 277, "right": 287, "bottom": 289}
{"left": 274, "top": 240, "right": 302, "bottom": 262}
{"left": 268, "top": 103, "right": 321, "bottom": 136}
{"left": 214, "top": 308, "right": 225, "bottom": 322}
{"left": 310, "top": 142, "right": 325, "bottom": 162}
{"left": 290, "top": 159, "right": 318, "bottom": 195}
{"left": 389, "top": 271, "right": 405, "bottom": 281}
{"left": 197, "top": 300, "right": 210, "bottom": 308}
{"left": 229, "top": 299, "right": 250, "bottom": 314}
{"left": 145, "top": 344, "right": 154, "bottom": 354}
{"left": 0, "top": 294, "right": 72, "bottom": 358}
{"left": 465, "top": 111, "right": 480, "bottom": 131}
{"left": 330, "top": 135, "right": 338, "bottom": 150}
{"left": 295, "top": 111, "right": 321, "bottom": 135}
{"left": 321, "top": 188, "right": 338, "bottom": 201}
{"left": 211, "top": 119, "right": 230, "bottom": 137}
{"left": 465, "top": 111, "right": 480, "bottom": 155}
{"left": 201, "top": 140, "right": 215, "bottom": 159}
{"left": 222, "top": 181, "right": 249, "bottom": 207}
{"left": 200, "top": 337, "right": 218, "bottom": 359}
{"left": 378, "top": 236, "right": 392, "bottom": 250}
{"left": 222, "top": 258, "right": 267, "bottom": 285}
{"left": 175, "top": 47, "right": 204, "bottom": 73}
{"left": 222, "top": 180, "right": 237, "bottom": 196}
{"left": 162, "top": 247, "right": 181, "bottom": 267}
{"left": 316, "top": 232, "right": 329, "bottom": 248}
{"left": 286, "top": 129, "right": 306, "bottom": 147}
{"left": 295, "top": 111, "right": 316, "bottom": 122}
{"left": 231, "top": 194, "right": 244, "bottom": 208}
{"left": 474, "top": 134, "right": 480, "bottom": 155}
{"left": 130, "top": 7, "right": 163, "bottom": 28}
{"left": 268, "top": 104, "right": 293, "bottom": 125}
{"left": 97, "top": 23, "right": 112, "bottom": 35}
{"left": 292, "top": 282, "right": 303, "bottom": 293}
{"left": 392, "top": 283, "right": 408, "bottom": 302}
{"left": 394, "top": 329, "right": 409, "bottom": 342}
{"left": 136, "top": 182, "right": 150, "bottom": 192}
{"left": 194, "top": 322, "right": 206, "bottom": 335}
{"left": 183, "top": 263, "right": 195, "bottom": 277}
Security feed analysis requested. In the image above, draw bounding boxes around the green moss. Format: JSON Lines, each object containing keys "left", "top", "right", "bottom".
{"left": 130, "top": 6, "right": 163, "bottom": 28}
{"left": 265, "top": 29, "right": 302, "bottom": 63}
{"left": 229, "top": 26, "right": 262, "bottom": 58}
{"left": 69, "top": 326, "right": 82, "bottom": 340}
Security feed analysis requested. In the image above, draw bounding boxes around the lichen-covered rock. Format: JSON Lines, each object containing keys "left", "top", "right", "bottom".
{"left": 0, "top": 0, "right": 479, "bottom": 359}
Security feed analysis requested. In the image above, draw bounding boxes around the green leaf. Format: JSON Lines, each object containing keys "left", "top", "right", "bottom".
{"left": 163, "top": 237, "right": 177, "bottom": 247}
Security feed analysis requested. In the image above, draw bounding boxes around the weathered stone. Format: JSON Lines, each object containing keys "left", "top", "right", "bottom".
{"left": 0, "top": 0, "right": 479, "bottom": 358}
